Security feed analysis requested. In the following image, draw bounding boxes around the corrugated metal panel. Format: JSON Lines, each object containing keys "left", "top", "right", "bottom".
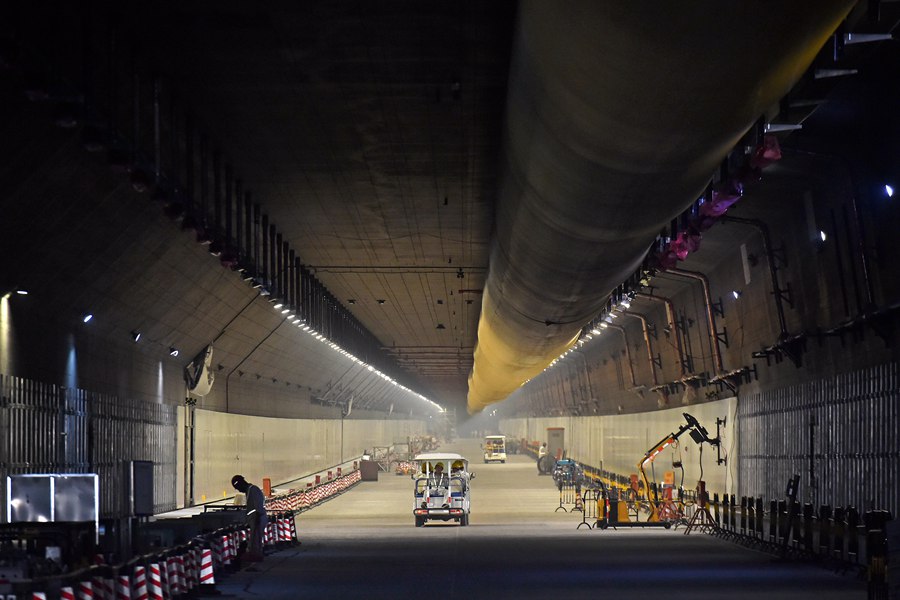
{"left": 0, "top": 374, "right": 178, "bottom": 521}
{"left": 737, "top": 362, "right": 899, "bottom": 519}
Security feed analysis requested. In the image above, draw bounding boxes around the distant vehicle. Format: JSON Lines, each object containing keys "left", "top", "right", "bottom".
{"left": 412, "top": 452, "right": 474, "bottom": 527}
{"left": 483, "top": 435, "right": 507, "bottom": 463}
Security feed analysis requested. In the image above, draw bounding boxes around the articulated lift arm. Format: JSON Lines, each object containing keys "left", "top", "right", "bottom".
{"left": 637, "top": 413, "right": 719, "bottom": 521}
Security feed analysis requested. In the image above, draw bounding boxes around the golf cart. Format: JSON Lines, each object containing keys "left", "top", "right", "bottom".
{"left": 412, "top": 452, "right": 474, "bottom": 527}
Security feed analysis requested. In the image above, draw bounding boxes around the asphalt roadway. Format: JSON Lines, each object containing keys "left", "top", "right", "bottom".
{"left": 215, "top": 438, "right": 867, "bottom": 599}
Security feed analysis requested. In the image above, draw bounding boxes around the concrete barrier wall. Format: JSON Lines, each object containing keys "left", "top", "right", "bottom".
{"left": 181, "top": 407, "right": 427, "bottom": 506}
{"left": 501, "top": 397, "right": 737, "bottom": 495}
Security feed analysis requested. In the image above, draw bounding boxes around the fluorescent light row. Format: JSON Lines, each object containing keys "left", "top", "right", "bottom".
{"left": 267, "top": 297, "right": 443, "bottom": 413}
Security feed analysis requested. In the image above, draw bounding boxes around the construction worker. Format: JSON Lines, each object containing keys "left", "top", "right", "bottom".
{"left": 231, "top": 474, "right": 268, "bottom": 561}
{"left": 429, "top": 462, "right": 448, "bottom": 488}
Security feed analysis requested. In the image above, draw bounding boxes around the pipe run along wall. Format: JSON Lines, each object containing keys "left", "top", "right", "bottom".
{"left": 467, "top": 1, "right": 854, "bottom": 413}
{"left": 178, "top": 408, "right": 428, "bottom": 506}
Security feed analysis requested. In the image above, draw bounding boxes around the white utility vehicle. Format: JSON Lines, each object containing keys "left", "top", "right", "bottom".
{"left": 412, "top": 452, "right": 474, "bottom": 527}
{"left": 482, "top": 435, "right": 507, "bottom": 463}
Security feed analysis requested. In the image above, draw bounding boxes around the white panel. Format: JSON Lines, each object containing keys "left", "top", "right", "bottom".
{"left": 191, "top": 409, "right": 427, "bottom": 504}
{"left": 501, "top": 397, "right": 737, "bottom": 495}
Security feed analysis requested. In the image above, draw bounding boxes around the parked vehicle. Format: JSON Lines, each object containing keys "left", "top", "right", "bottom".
{"left": 482, "top": 435, "right": 507, "bottom": 463}
{"left": 412, "top": 452, "right": 474, "bottom": 527}
{"left": 552, "top": 458, "right": 585, "bottom": 489}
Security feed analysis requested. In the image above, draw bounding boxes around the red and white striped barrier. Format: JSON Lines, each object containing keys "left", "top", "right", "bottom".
{"left": 148, "top": 563, "right": 163, "bottom": 600}
{"left": 199, "top": 548, "right": 215, "bottom": 586}
{"left": 78, "top": 580, "right": 93, "bottom": 600}
{"left": 176, "top": 555, "right": 187, "bottom": 594}
{"left": 103, "top": 578, "right": 114, "bottom": 600}
{"left": 116, "top": 574, "right": 131, "bottom": 600}
{"left": 91, "top": 576, "right": 104, "bottom": 600}
{"left": 166, "top": 557, "right": 180, "bottom": 596}
{"left": 289, "top": 515, "right": 298, "bottom": 542}
{"left": 32, "top": 592, "right": 47, "bottom": 600}
{"left": 132, "top": 566, "right": 148, "bottom": 600}
{"left": 60, "top": 588, "right": 76, "bottom": 600}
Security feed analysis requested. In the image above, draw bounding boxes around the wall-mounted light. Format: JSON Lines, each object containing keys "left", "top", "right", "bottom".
{"left": 819, "top": 230, "right": 827, "bottom": 242}
{"left": 169, "top": 347, "right": 179, "bottom": 357}
{"left": 732, "top": 290, "right": 742, "bottom": 299}
{"left": 82, "top": 313, "right": 93, "bottom": 323}
{"left": 885, "top": 184, "right": 894, "bottom": 198}
{"left": 15, "top": 290, "right": 28, "bottom": 296}
{"left": 131, "top": 331, "right": 142, "bottom": 342}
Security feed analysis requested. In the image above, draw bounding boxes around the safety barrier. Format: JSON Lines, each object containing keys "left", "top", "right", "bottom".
{"left": 265, "top": 469, "right": 361, "bottom": 513}
{"left": 1, "top": 510, "right": 300, "bottom": 599}
{"left": 554, "top": 482, "right": 583, "bottom": 513}
{"left": 561, "top": 458, "right": 894, "bottom": 596}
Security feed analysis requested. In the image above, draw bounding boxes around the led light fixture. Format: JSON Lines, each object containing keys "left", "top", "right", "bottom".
{"left": 169, "top": 347, "right": 179, "bottom": 357}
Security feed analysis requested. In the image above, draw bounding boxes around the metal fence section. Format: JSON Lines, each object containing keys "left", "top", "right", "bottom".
{"left": 737, "top": 362, "right": 900, "bottom": 519}
{"left": 0, "top": 373, "right": 178, "bottom": 520}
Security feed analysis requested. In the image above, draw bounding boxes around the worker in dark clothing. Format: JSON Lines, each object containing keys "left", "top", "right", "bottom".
{"left": 231, "top": 474, "right": 268, "bottom": 561}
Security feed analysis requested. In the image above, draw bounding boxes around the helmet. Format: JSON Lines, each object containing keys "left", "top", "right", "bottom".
{"left": 231, "top": 474, "right": 246, "bottom": 489}
{"left": 434, "top": 462, "right": 444, "bottom": 470}
{"left": 452, "top": 460, "right": 464, "bottom": 470}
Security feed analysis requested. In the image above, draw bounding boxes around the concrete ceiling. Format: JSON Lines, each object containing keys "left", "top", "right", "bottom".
{"left": 2, "top": 1, "right": 897, "bottom": 417}
{"left": 123, "top": 2, "right": 516, "bottom": 407}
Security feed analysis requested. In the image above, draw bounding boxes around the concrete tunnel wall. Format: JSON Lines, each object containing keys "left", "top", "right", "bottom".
{"left": 501, "top": 398, "right": 738, "bottom": 497}
{"left": 176, "top": 408, "right": 426, "bottom": 507}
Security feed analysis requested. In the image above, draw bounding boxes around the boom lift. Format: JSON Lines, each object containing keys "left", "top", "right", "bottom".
{"left": 638, "top": 412, "right": 721, "bottom": 524}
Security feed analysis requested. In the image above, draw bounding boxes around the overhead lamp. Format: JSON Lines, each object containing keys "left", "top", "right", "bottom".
{"left": 82, "top": 313, "right": 93, "bottom": 323}
{"left": 281, "top": 308, "right": 290, "bottom": 314}
{"left": 274, "top": 303, "right": 283, "bottom": 309}
{"left": 169, "top": 347, "right": 179, "bottom": 357}
{"left": 16, "top": 289, "right": 28, "bottom": 295}
{"left": 591, "top": 328, "right": 601, "bottom": 335}
{"left": 600, "top": 322, "right": 609, "bottom": 329}
{"left": 131, "top": 331, "right": 142, "bottom": 342}
{"left": 885, "top": 184, "right": 894, "bottom": 198}
{"left": 376, "top": 299, "right": 386, "bottom": 305}
{"left": 819, "top": 230, "right": 827, "bottom": 242}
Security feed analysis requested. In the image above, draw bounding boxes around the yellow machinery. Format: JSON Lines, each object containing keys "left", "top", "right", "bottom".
{"left": 637, "top": 412, "right": 720, "bottom": 524}
{"left": 600, "top": 412, "right": 719, "bottom": 528}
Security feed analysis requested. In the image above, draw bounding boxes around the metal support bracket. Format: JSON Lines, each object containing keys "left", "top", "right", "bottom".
{"left": 771, "top": 243, "right": 789, "bottom": 268}
{"left": 712, "top": 297, "right": 724, "bottom": 318}
{"left": 652, "top": 353, "right": 662, "bottom": 369}
{"left": 773, "top": 282, "right": 794, "bottom": 308}
{"left": 716, "top": 327, "right": 729, "bottom": 348}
